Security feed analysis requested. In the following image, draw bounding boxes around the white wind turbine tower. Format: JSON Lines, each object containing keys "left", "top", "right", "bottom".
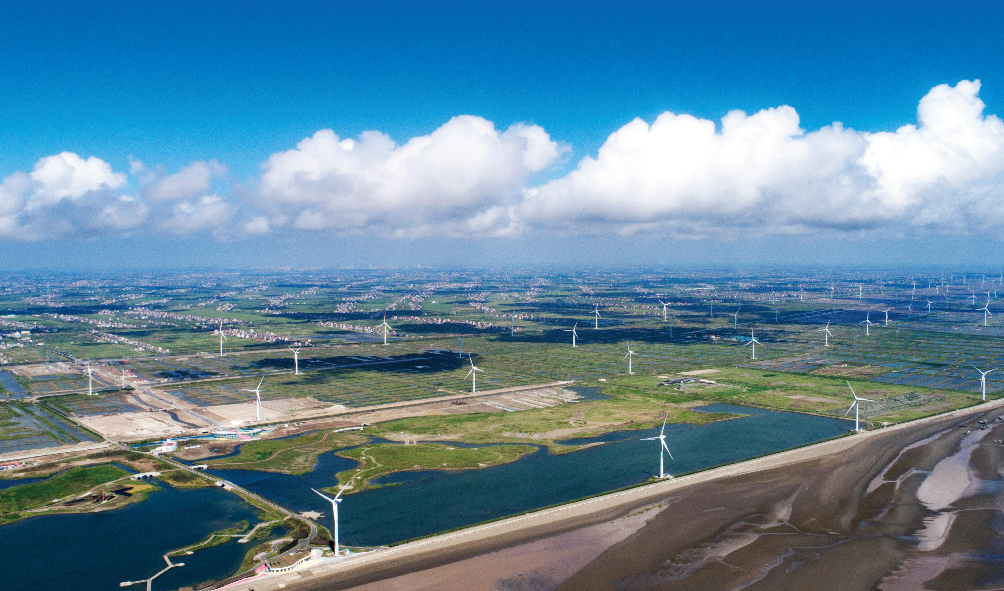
{"left": 457, "top": 336, "right": 463, "bottom": 358}
{"left": 733, "top": 308, "right": 739, "bottom": 329}
{"left": 379, "top": 314, "right": 392, "bottom": 346}
{"left": 743, "top": 329, "right": 761, "bottom": 359}
{"left": 289, "top": 345, "right": 301, "bottom": 375}
{"left": 844, "top": 381, "right": 873, "bottom": 432}
{"left": 215, "top": 320, "right": 227, "bottom": 357}
{"left": 819, "top": 321, "right": 833, "bottom": 346}
{"left": 624, "top": 343, "right": 637, "bottom": 375}
{"left": 313, "top": 484, "right": 351, "bottom": 557}
{"left": 640, "top": 417, "right": 674, "bottom": 478}
{"left": 861, "top": 311, "right": 875, "bottom": 336}
{"left": 87, "top": 362, "right": 94, "bottom": 396}
{"left": 972, "top": 365, "right": 995, "bottom": 401}
{"left": 659, "top": 300, "right": 669, "bottom": 322}
{"left": 926, "top": 299, "right": 933, "bottom": 313}
{"left": 883, "top": 308, "right": 892, "bottom": 326}
{"left": 565, "top": 322, "right": 579, "bottom": 347}
{"left": 242, "top": 376, "right": 264, "bottom": 422}
{"left": 465, "top": 355, "right": 482, "bottom": 393}
{"left": 981, "top": 299, "right": 993, "bottom": 326}
{"left": 593, "top": 305, "right": 601, "bottom": 329}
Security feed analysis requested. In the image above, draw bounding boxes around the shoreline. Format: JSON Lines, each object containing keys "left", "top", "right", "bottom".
{"left": 221, "top": 395, "right": 1004, "bottom": 591}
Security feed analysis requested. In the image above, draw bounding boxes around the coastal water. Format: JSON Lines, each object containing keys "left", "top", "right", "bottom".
{"left": 210, "top": 405, "right": 852, "bottom": 547}
{"left": 0, "top": 483, "right": 258, "bottom": 591}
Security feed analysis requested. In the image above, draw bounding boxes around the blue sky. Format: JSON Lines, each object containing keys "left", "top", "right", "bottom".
{"left": 2, "top": 1, "right": 1004, "bottom": 269}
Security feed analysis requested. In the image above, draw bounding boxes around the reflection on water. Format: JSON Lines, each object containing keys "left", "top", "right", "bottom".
{"left": 211, "top": 405, "right": 852, "bottom": 547}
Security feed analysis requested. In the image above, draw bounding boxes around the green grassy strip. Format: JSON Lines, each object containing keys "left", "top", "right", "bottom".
{"left": 331, "top": 442, "right": 537, "bottom": 492}
{"left": 0, "top": 464, "right": 129, "bottom": 513}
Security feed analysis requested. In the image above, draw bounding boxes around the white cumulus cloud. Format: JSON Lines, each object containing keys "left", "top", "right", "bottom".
{"left": 143, "top": 160, "right": 226, "bottom": 202}
{"left": 253, "top": 115, "right": 566, "bottom": 236}
{"left": 519, "top": 80, "right": 1004, "bottom": 237}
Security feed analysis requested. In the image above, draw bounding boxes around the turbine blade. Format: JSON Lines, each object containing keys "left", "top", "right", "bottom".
{"left": 844, "top": 402, "right": 856, "bottom": 416}
{"left": 312, "top": 488, "right": 333, "bottom": 502}
{"left": 334, "top": 483, "right": 351, "bottom": 500}
{"left": 660, "top": 416, "right": 668, "bottom": 436}
{"left": 661, "top": 440, "right": 674, "bottom": 460}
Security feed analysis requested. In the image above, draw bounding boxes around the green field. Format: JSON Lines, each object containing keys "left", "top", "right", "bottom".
{"left": 204, "top": 430, "right": 369, "bottom": 474}
{"left": 0, "top": 464, "right": 130, "bottom": 521}
{"left": 332, "top": 442, "right": 538, "bottom": 492}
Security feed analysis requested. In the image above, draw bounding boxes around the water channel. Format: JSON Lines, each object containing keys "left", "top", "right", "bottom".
{"left": 209, "top": 404, "right": 853, "bottom": 547}
{"left": 0, "top": 405, "right": 852, "bottom": 588}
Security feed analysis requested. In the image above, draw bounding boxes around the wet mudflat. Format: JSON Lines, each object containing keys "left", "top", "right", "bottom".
{"left": 556, "top": 409, "right": 1004, "bottom": 591}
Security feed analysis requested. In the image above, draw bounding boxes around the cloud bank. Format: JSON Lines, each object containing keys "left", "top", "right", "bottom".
{"left": 522, "top": 80, "right": 1004, "bottom": 236}
{"left": 2, "top": 80, "right": 1003, "bottom": 242}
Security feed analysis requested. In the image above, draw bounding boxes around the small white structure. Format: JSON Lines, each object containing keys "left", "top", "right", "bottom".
{"left": 151, "top": 438, "right": 178, "bottom": 455}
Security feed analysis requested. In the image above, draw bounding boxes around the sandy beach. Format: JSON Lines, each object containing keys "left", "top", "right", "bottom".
{"left": 225, "top": 400, "right": 1004, "bottom": 591}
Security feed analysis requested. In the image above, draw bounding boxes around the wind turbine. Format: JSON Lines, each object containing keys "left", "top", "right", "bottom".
{"left": 861, "top": 312, "right": 874, "bottom": 336}
{"left": 565, "top": 322, "right": 579, "bottom": 347}
{"left": 733, "top": 308, "right": 739, "bottom": 329}
{"left": 465, "top": 355, "right": 482, "bottom": 393}
{"left": 981, "top": 300, "right": 993, "bottom": 326}
{"left": 289, "top": 345, "right": 301, "bottom": 375}
{"left": 844, "top": 381, "right": 873, "bottom": 432}
{"left": 457, "top": 336, "right": 463, "bottom": 358}
{"left": 858, "top": 285, "right": 863, "bottom": 301}
{"left": 215, "top": 320, "right": 227, "bottom": 356}
{"left": 624, "top": 343, "right": 637, "bottom": 375}
{"left": 883, "top": 308, "right": 892, "bottom": 326}
{"left": 926, "top": 299, "right": 933, "bottom": 313}
{"left": 972, "top": 365, "right": 995, "bottom": 401}
{"left": 86, "top": 362, "right": 94, "bottom": 396}
{"left": 743, "top": 329, "right": 761, "bottom": 359}
{"left": 312, "top": 484, "right": 351, "bottom": 556}
{"left": 640, "top": 416, "right": 674, "bottom": 478}
{"left": 379, "top": 314, "right": 392, "bottom": 346}
{"left": 659, "top": 300, "right": 669, "bottom": 322}
{"left": 819, "top": 321, "right": 833, "bottom": 346}
{"left": 242, "top": 376, "right": 264, "bottom": 422}
{"left": 593, "top": 305, "right": 601, "bottom": 329}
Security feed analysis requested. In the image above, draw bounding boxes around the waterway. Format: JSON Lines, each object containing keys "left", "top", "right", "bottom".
{"left": 208, "top": 404, "right": 853, "bottom": 547}
{"left": 0, "top": 370, "right": 27, "bottom": 397}
{"left": 0, "top": 483, "right": 258, "bottom": 591}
